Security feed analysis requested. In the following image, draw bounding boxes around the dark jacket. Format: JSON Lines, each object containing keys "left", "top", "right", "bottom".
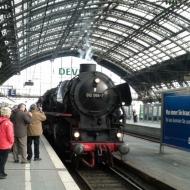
{"left": 11, "top": 110, "right": 31, "bottom": 137}
{"left": 27, "top": 110, "right": 46, "bottom": 136}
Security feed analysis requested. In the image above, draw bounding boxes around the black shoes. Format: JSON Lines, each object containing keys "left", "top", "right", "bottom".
{"left": 27, "top": 156, "right": 42, "bottom": 162}
{"left": 3, "top": 172, "right": 7, "bottom": 176}
{"left": 27, "top": 158, "right": 31, "bottom": 162}
{"left": 0, "top": 173, "right": 7, "bottom": 179}
{"left": 34, "top": 158, "right": 42, "bottom": 161}
{"left": 21, "top": 161, "right": 30, "bottom": 164}
{"left": 14, "top": 160, "right": 31, "bottom": 163}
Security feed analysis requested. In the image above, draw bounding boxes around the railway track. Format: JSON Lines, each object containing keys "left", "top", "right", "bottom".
{"left": 73, "top": 158, "right": 175, "bottom": 190}
{"left": 123, "top": 123, "right": 160, "bottom": 143}
{"left": 113, "top": 157, "right": 175, "bottom": 190}
{"left": 76, "top": 166, "right": 144, "bottom": 190}
{"left": 124, "top": 131, "right": 160, "bottom": 142}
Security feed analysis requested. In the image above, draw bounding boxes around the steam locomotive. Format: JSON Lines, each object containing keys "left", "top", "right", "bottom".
{"left": 40, "top": 64, "right": 132, "bottom": 167}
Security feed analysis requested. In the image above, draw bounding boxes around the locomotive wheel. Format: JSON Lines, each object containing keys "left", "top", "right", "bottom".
{"left": 71, "top": 154, "right": 80, "bottom": 168}
{"left": 42, "top": 120, "right": 56, "bottom": 145}
{"left": 53, "top": 123, "right": 65, "bottom": 149}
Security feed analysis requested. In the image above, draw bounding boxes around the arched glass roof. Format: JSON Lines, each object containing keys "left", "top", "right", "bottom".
{"left": 0, "top": 0, "right": 190, "bottom": 102}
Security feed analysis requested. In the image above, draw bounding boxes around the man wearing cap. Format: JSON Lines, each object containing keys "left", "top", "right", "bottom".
{"left": 27, "top": 104, "right": 46, "bottom": 161}
{"left": 0, "top": 107, "right": 14, "bottom": 179}
{"left": 11, "top": 103, "right": 32, "bottom": 163}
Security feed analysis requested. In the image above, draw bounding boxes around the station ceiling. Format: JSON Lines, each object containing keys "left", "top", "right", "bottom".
{"left": 0, "top": 0, "right": 190, "bottom": 102}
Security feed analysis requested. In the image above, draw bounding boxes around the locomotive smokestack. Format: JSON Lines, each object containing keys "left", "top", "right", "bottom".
{"left": 80, "top": 64, "right": 96, "bottom": 73}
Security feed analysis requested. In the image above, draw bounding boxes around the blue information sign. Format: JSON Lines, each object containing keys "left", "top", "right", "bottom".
{"left": 8, "top": 89, "right": 16, "bottom": 97}
{"left": 163, "top": 93, "right": 190, "bottom": 150}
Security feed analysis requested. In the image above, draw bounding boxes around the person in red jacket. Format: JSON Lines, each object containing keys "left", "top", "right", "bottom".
{"left": 0, "top": 107, "right": 14, "bottom": 179}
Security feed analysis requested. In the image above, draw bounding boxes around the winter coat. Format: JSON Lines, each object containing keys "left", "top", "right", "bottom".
{"left": 27, "top": 110, "right": 46, "bottom": 136}
{"left": 0, "top": 116, "right": 14, "bottom": 150}
{"left": 10, "top": 110, "right": 31, "bottom": 137}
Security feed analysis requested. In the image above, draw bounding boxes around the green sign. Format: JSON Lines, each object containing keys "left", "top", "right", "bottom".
{"left": 59, "top": 68, "right": 79, "bottom": 76}
{"left": 165, "top": 0, "right": 178, "bottom": 5}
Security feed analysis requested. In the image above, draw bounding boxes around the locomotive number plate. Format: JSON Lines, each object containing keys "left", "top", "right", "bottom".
{"left": 86, "top": 93, "right": 104, "bottom": 98}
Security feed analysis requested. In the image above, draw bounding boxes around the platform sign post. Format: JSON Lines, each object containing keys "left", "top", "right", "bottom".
{"left": 161, "top": 89, "right": 190, "bottom": 153}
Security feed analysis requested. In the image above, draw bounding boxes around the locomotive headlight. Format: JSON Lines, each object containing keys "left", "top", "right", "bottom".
{"left": 94, "top": 78, "right": 100, "bottom": 83}
{"left": 74, "top": 131, "right": 80, "bottom": 138}
{"left": 116, "top": 132, "right": 123, "bottom": 138}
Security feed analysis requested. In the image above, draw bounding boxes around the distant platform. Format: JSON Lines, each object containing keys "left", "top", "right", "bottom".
{"left": 1, "top": 135, "right": 80, "bottom": 190}
{"left": 126, "top": 119, "right": 161, "bottom": 128}
{"left": 115, "top": 135, "right": 190, "bottom": 190}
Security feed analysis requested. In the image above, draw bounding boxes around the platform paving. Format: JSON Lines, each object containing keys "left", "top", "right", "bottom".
{"left": 115, "top": 135, "right": 190, "bottom": 190}
{"left": 0, "top": 135, "right": 80, "bottom": 190}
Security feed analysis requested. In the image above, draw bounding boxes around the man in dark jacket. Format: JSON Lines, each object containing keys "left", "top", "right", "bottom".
{"left": 11, "top": 103, "right": 32, "bottom": 163}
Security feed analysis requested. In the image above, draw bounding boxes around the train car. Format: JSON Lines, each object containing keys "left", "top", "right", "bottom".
{"left": 39, "top": 64, "right": 132, "bottom": 167}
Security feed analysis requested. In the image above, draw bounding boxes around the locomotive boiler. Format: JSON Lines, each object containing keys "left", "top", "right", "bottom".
{"left": 40, "top": 63, "right": 132, "bottom": 167}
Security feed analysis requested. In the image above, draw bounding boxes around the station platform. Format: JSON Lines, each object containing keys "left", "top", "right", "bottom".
{"left": 0, "top": 135, "right": 80, "bottom": 190}
{"left": 115, "top": 135, "right": 190, "bottom": 190}
{"left": 126, "top": 119, "right": 161, "bottom": 128}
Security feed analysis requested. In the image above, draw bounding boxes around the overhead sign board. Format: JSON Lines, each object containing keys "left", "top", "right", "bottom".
{"left": 59, "top": 67, "right": 79, "bottom": 76}
{"left": 162, "top": 92, "right": 190, "bottom": 150}
{"left": 8, "top": 89, "right": 16, "bottom": 97}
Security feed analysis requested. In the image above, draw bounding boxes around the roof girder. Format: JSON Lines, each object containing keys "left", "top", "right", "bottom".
{"left": 0, "top": 0, "right": 190, "bottom": 102}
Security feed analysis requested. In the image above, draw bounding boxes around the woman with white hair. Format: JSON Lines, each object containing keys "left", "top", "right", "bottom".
{"left": 0, "top": 107, "right": 14, "bottom": 179}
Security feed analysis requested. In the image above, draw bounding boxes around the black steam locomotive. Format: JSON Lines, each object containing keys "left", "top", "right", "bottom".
{"left": 40, "top": 64, "right": 132, "bottom": 167}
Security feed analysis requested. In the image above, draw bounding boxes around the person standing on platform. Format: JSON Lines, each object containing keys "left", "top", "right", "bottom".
{"left": 11, "top": 103, "right": 32, "bottom": 163}
{"left": 27, "top": 104, "right": 46, "bottom": 161}
{"left": 132, "top": 110, "right": 138, "bottom": 123}
{"left": 0, "top": 107, "right": 14, "bottom": 179}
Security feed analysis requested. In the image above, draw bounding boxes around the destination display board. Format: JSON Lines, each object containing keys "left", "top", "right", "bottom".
{"left": 162, "top": 93, "right": 190, "bottom": 150}
{"left": 8, "top": 89, "right": 16, "bottom": 97}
